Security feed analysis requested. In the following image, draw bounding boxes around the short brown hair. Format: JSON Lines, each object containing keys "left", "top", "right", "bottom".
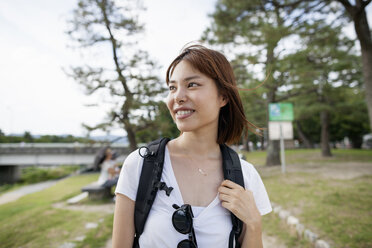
{"left": 166, "top": 44, "right": 260, "bottom": 145}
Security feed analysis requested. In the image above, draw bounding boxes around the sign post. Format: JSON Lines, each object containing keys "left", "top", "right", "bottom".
{"left": 280, "top": 123, "right": 285, "bottom": 174}
{"left": 269, "top": 103, "right": 294, "bottom": 174}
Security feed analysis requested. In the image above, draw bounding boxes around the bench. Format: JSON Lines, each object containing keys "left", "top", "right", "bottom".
{"left": 81, "top": 183, "right": 112, "bottom": 200}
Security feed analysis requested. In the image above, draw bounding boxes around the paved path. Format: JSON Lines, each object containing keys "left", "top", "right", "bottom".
{"left": 262, "top": 232, "right": 287, "bottom": 248}
{"left": 0, "top": 180, "right": 59, "bottom": 205}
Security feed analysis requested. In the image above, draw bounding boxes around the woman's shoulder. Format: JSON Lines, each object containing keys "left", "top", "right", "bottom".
{"left": 239, "top": 159, "right": 257, "bottom": 173}
{"left": 238, "top": 159, "right": 264, "bottom": 187}
{"left": 122, "top": 149, "right": 144, "bottom": 170}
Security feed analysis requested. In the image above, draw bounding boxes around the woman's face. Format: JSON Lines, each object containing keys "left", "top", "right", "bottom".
{"left": 166, "top": 60, "right": 227, "bottom": 134}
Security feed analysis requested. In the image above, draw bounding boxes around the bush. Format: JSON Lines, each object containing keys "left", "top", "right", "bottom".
{"left": 20, "top": 166, "right": 80, "bottom": 184}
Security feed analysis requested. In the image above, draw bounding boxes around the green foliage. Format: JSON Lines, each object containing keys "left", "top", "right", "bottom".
{"left": 330, "top": 89, "right": 370, "bottom": 148}
{"left": 0, "top": 131, "right": 94, "bottom": 143}
{"left": 0, "top": 166, "right": 81, "bottom": 195}
{"left": 23, "top": 131, "right": 33, "bottom": 142}
{"left": 287, "top": 21, "right": 365, "bottom": 148}
{"left": 35, "top": 134, "right": 93, "bottom": 143}
{"left": 135, "top": 101, "right": 179, "bottom": 143}
{"left": 0, "top": 184, "right": 21, "bottom": 195}
{"left": 204, "top": 0, "right": 367, "bottom": 154}
{"left": 19, "top": 165, "right": 80, "bottom": 184}
{"left": 66, "top": 0, "right": 165, "bottom": 149}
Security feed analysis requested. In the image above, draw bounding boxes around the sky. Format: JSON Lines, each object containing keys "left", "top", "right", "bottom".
{"left": 0, "top": 0, "right": 217, "bottom": 137}
{"left": 0, "top": 1, "right": 371, "bottom": 137}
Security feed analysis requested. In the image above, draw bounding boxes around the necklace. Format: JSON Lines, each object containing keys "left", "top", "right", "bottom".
{"left": 198, "top": 168, "right": 207, "bottom": 176}
{"left": 183, "top": 151, "right": 212, "bottom": 176}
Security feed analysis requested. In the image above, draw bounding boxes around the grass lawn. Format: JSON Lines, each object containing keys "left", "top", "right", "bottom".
{"left": 0, "top": 165, "right": 81, "bottom": 196}
{"left": 247, "top": 148, "right": 372, "bottom": 248}
{"left": 244, "top": 148, "right": 372, "bottom": 166}
{"left": 1, "top": 149, "right": 371, "bottom": 248}
{"left": 0, "top": 173, "right": 114, "bottom": 248}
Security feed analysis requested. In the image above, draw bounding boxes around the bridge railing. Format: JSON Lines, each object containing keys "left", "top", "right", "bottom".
{"left": 0, "top": 143, "right": 131, "bottom": 155}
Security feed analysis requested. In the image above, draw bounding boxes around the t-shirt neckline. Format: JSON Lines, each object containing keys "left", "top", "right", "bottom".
{"left": 165, "top": 146, "right": 220, "bottom": 219}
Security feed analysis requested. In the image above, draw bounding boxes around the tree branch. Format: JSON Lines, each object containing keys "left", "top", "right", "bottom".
{"left": 359, "top": 0, "right": 371, "bottom": 10}
{"left": 337, "top": 0, "right": 357, "bottom": 17}
{"left": 276, "top": 87, "right": 318, "bottom": 102}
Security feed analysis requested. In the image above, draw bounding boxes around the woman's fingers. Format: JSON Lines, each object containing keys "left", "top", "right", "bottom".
{"left": 219, "top": 179, "right": 261, "bottom": 225}
{"left": 218, "top": 192, "right": 232, "bottom": 202}
{"left": 221, "top": 179, "right": 244, "bottom": 190}
{"left": 218, "top": 185, "right": 231, "bottom": 195}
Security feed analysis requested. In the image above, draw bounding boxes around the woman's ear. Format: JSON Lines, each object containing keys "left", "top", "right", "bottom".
{"left": 220, "top": 95, "right": 228, "bottom": 107}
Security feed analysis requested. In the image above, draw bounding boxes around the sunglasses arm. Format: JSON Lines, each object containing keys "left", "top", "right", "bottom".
{"left": 189, "top": 227, "right": 198, "bottom": 247}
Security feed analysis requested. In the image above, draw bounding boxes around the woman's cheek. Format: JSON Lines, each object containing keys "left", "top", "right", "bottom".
{"left": 166, "top": 95, "right": 176, "bottom": 121}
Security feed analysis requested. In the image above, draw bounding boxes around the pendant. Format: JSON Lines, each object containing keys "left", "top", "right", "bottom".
{"left": 198, "top": 168, "right": 207, "bottom": 176}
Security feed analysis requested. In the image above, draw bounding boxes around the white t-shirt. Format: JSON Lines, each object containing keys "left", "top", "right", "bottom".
{"left": 115, "top": 147, "right": 272, "bottom": 248}
{"left": 97, "top": 160, "right": 116, "bottom": 185}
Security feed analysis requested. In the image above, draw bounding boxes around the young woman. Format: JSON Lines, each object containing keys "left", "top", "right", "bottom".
{"left": 112, "top": 45, "right": 272, "bottom": 248}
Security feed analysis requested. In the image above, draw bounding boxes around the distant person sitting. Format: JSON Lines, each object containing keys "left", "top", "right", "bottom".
{"left": 97, "top": 148, "right": 120, "bottom": 188}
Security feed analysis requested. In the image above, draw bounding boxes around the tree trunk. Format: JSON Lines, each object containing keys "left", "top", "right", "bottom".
{"left": 101, "top": 1, "right": 138, "bottom": 151}
{"left": 123, "top": 120, "right": 137, "bottom": 151}
{"left": 242, "top": 134, "right": 250, "bottom": 151}
{"left": 339, "top": 0, "right": 372, "bottom": 131}
{"left": 320, "top": 110, "right": 332, "bottom": 157}
{"left": 265, "top": 102, "right": 281, "bottom": 165}
{"left": 264, "top": 37, "right": 281, "bottom": 165}
{"left": 260, "top": 134, "right": 265, "bottom": 151}
{"left": 295, "top": 120, "right": 313, "bottom": 148}
{"left": 350, "top": 136, "right": 363, "bottom": 148}
{"left": 266, "top": 140, "right": 281, "bottom": 166}
{"left": 357, "top": 22, "right": 372, "bottom": 132}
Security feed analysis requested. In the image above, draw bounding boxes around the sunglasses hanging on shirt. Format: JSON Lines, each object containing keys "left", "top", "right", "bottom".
{"left": 172, "top": 204, "right": 198, "bottom": 248}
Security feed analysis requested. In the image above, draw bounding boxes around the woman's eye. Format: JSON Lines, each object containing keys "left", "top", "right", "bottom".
{"left": 188, "top": 82, "right": 198, "bottom": 88}
{"left": 169, "top": 85, "right": 176, "bottom": 91}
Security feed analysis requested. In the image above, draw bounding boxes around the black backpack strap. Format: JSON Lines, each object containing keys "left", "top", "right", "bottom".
{"left": 133, "top": 137, "right": 170, "bottom": 248}
{"left": 220, "top": 144, "right": 245, "bottom": 248}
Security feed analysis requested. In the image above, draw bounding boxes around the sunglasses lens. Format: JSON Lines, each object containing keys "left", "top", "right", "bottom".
{"left": 177, "top": 240, "right": 197, "bottom": 248}
{"left": 172, "top": 209, "right": 192, "bottom": 234}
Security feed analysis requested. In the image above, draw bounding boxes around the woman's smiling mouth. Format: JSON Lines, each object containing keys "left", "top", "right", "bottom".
{"left": 175, "top": 109, "right": 195, "bottom": 119}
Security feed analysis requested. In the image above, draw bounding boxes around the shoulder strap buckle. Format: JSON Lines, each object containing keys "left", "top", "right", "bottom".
{"left": 153, "top": 181, "right": 173, "bottom": 196}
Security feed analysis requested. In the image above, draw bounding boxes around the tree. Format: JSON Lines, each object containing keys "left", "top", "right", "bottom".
{"left": 203, "top": 0, "right": 328, "bottom": 165}
{"left": 0, "top": 129, "right": 5, "bottom": 143}
{"left": 230, "top": 56, "right": 267, "bottom": 151}
{"left": 292, "top": 87, "right": 369, "bottom": 149}
{"left": 334, "top": 0, "right": 372, "bottom": 132}
{"left": 135, "top": 102, "right": 179, "bottom": 144}
{"left": 23, "top": 131, "right": 34, "bottom": 143}
{"left": 330, "top": 88, "right": 370, "bottom": 148}
{"left": 286, "top": 19, "right": 363, "bottom": 155}
{"left": 66, "top": 0, "right": 165, "bottom": 151}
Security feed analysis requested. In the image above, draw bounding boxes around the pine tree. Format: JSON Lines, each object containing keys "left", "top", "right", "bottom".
{"left": 66, "top": 0, "right": 165, "bottom": 150}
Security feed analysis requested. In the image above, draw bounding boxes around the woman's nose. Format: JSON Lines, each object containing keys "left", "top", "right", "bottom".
{"left": 174, "top": 87, "right": 186, "bottom": 103}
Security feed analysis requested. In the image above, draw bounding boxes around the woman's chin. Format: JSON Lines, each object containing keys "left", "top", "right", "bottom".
{"left": 176, "top": 124, "right": 194, "bottom": 133}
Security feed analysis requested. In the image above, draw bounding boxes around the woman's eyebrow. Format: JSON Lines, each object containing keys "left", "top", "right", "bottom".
{"left": 169, "top": 75, "right": 201, "bottom": 84}
{"left": 184, "top": 75, "right": 201, "bottom": 82}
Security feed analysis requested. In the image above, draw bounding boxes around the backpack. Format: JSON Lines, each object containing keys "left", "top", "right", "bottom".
{"left": 133, "top": 137, "right": 245, "bottom": 248}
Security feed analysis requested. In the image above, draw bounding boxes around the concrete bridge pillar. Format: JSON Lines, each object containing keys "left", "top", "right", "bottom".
{"left": 0, "top": 165, "right": 21, "bottom": 184}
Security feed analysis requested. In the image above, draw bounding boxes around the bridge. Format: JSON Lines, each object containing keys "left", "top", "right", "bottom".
{"left": 0, "top": 143, "right": 131, "bottom": 184}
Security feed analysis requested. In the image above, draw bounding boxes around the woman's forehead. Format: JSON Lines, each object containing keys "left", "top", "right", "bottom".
{"left": 170, "top": 61, "right": 206, "bottom": 82}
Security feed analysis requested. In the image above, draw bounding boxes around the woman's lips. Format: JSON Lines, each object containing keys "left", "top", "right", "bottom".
{"left": 175, "top": 109, "right": 195, "bottom": 119}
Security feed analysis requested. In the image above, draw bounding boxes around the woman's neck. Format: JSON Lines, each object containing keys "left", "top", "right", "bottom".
{"left": 173, "top": 131, "right": 221, "bottom": 158}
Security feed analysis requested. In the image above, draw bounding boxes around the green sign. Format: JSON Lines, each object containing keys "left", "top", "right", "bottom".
{"left": 269, "top": 103, "right": 294, "bottom": 121}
